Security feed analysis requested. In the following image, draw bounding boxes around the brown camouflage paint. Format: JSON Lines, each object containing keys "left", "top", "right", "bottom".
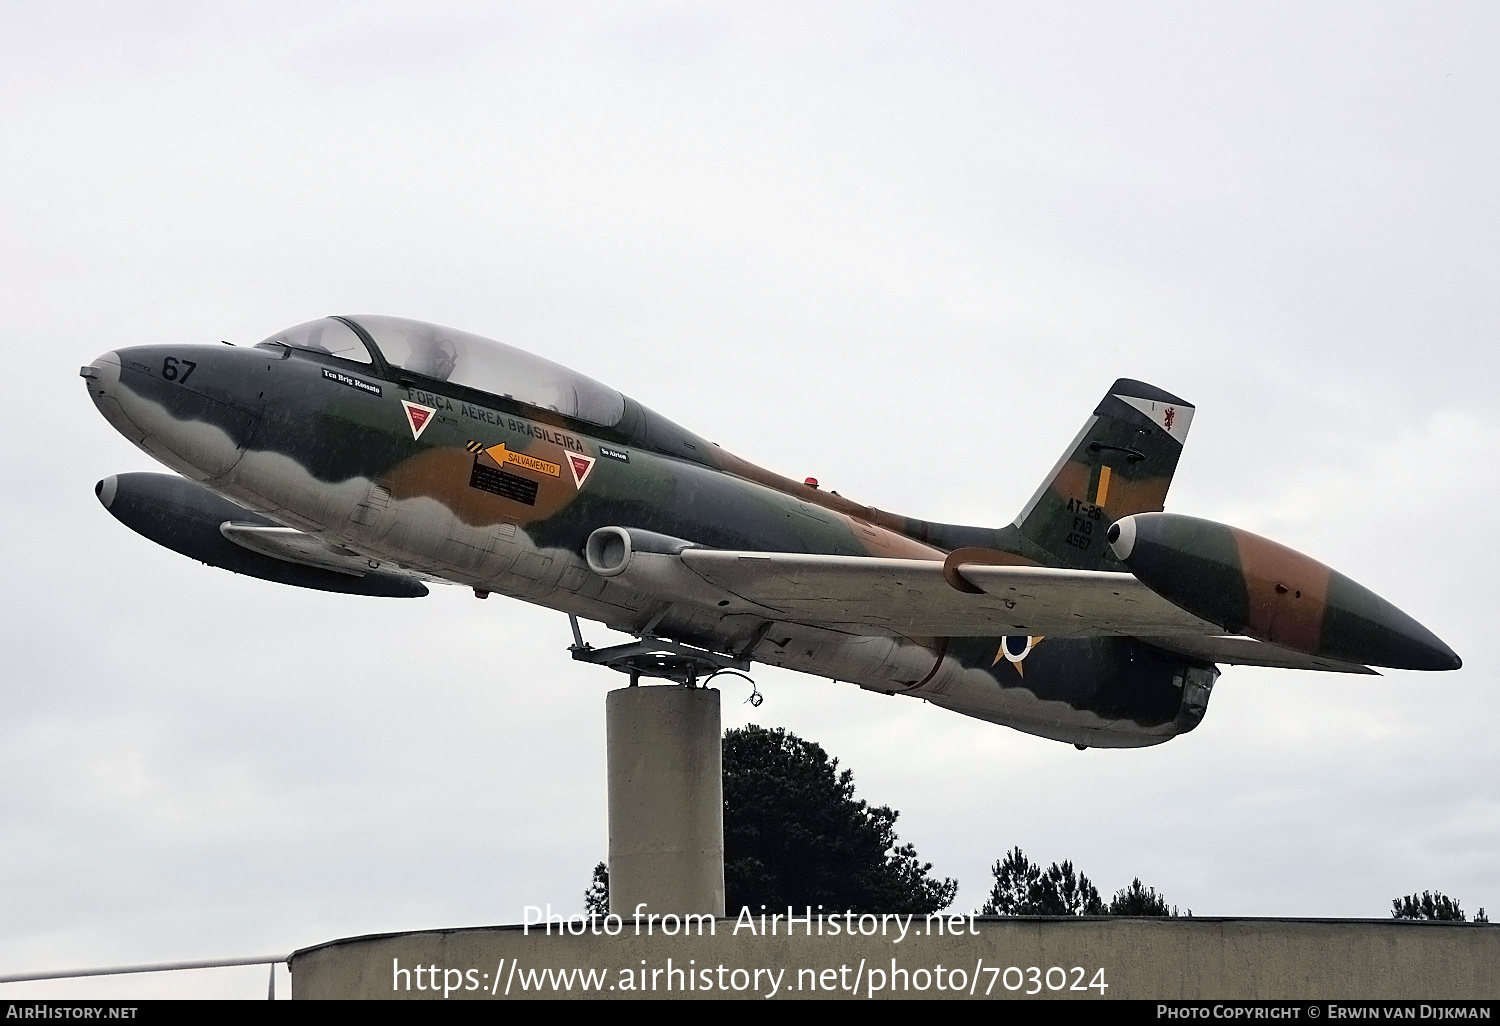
{"left": 1232, "top": 527, "right": 1332, "bottom": 654}
{"left": 380, "top": 446, "right": 576, "bottom": 527}
{"left": 1093, "top": 465, "right": 1170, "bottom": 519}
{"left": 712, "top": 448, "right": 923, "bottom": 542}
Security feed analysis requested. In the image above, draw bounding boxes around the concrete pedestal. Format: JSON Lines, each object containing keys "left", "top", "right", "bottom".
{"left": 606, "top": 685, "right": 724, "bottom": 918}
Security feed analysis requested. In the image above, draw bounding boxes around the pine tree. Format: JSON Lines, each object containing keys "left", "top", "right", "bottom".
{"left": 981, "top": 847, "right": 1040, "bottom": 915}
{"left": 723, "top": 725, "right": 957, "bottom": 914}
{"left": 1391, "top": 891, "right": 1468, "bottom": 921}
{"left": 584, "top": 861, "right": 609, "bottom": 916}
{"left": 1109, "top": 877, "right": 1178, "bottom": 916}
{"left": 1041, "top": 860, "right": 1106, "bottom": 916}
{"left": 981, "top": 847, "right": 1105, "bottom": 915}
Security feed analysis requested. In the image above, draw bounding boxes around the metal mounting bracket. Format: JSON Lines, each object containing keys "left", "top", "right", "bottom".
{"left": 568, "top": 614, "right": 750, "bottom": 687}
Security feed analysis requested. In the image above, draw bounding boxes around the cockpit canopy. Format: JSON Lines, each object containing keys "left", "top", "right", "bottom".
{"left": 259, "top": 318, "right": 373, "bottom": 364}
{"left": 259, "top": 315, "right": 627, "bottom": 428}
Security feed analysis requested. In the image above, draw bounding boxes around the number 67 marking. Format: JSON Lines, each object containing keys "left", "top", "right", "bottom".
{"left": 161, "top": 356, "right": 197, "bottom": 383}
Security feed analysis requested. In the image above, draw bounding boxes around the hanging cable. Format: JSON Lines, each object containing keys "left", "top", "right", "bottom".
{"left": 705, "top": 668, "right": 761, "bottom": 706}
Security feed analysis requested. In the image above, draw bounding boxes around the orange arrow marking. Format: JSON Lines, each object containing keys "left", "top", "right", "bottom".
{"left": 484, "top": 443, "right": 561, "bottom": 478}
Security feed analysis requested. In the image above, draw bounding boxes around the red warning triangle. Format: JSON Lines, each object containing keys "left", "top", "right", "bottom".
{"left": 567, "top": 451, "right": 596, "bottom": 488}
{"left": 400, "top": 400, "right": 436, "bottom": 440}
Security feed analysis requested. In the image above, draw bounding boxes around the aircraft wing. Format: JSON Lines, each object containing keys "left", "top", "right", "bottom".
{"left": 646, "top": 549, "right": 1373, "bottom": 673}
{"left": 220, "top": 523, "right": 374, "bottom": 576}
{"left": 678, "top": 551, "right": 1204, "bottom": 635}
{"left": 219, "top": 522, "right": 439, "bottom": 585}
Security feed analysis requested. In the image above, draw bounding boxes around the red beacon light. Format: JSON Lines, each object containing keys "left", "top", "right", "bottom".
{"left": 804, "top": 477, "right": 819, "bottom": 489}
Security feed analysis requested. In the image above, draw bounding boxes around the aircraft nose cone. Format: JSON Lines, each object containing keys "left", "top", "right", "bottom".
{"left": 79, "top": 351, "right": 121, "bottom": 386}
{"left": 80, "top": 351, "right": 148, "bottom": 444}
{"left": 95, "top": 475, "right": 119, "bottom": 509}
{"left": 82, "top": 343, "right": 263, "bottom": 481}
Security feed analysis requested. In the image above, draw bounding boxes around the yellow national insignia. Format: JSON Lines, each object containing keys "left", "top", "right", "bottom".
{"left": 483, "top": 443, "right": 560, "bottom": 478}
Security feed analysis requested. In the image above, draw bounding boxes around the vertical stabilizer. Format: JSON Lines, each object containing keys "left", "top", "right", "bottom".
{"left": 1014, "top": 379, "right": 1194, "bottom": 570}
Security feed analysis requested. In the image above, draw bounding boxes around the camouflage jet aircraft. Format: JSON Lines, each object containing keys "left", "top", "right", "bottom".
{"left": 82, "top": 316, "right": 1460, "bottom": 749}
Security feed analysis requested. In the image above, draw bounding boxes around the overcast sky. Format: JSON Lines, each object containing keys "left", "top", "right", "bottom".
{"left": 2, "top": 1, "right": 1496, "bottom": 998}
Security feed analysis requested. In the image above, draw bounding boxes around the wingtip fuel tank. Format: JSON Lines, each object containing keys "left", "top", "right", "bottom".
{"left": 1108, "top": 513, "right": 1460, "bottom": 672}
{"left": 98, "top": 472, "right": 429, "bottom": 599}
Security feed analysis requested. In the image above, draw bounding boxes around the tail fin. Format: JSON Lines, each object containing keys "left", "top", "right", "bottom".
{"left": 1015, "top": 378, "right": 1194, "bottom": 570}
